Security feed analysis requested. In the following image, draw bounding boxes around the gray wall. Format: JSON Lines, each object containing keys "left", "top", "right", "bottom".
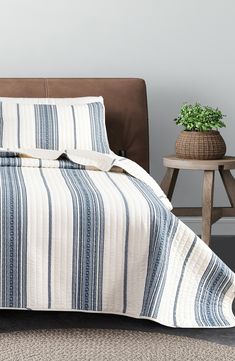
{"left": 0, "top": 0, "right": 235, "bottom": 233}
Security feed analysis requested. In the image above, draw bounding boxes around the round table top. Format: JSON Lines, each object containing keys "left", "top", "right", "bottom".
{"left": 163, "top": 155, "right": 235, "bottom": 170}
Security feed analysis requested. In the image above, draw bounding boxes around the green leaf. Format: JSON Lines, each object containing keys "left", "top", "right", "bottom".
{"left": 175, "top": 102, "right": 226, "bottom": 132}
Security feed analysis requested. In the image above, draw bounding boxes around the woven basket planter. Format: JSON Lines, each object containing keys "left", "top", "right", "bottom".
{"left": 175, "top": 131, "right": 226, "bottom": 160}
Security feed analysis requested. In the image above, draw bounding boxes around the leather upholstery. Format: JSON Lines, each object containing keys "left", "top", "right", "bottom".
{"left": 0, "top": 78, "right": 149, "bottom": 171}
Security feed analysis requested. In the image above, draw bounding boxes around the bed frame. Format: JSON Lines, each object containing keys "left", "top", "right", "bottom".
{"left": 0, "top": 78, "right": 149, "bottom": 172}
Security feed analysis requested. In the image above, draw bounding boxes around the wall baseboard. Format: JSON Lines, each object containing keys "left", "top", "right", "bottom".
{"left": 180, "top": 217, "right": 235, "bottom": 236}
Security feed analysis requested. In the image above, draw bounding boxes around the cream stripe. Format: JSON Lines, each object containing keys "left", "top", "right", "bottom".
{"left": 74, "top": 105, "right": 92, "bottom": 150}
{"left": 18, "top": 105, "right": 36, "bottom": 149}
{"left": 156, "top": 221, "right": 197, "bottom": 326}
{"left": 2, "top": 103, "right": 18, "bottom": 148}
{"left": 56, "top": 106, "right": 74, "bottom": 149}
{"left": 175, "top": 231, "right": 213, "bottom": 327}
{"left": 22, "top": 168, "right": 49, "bottom": 308}
{"left": 40, "top": 168, "right": 73, "bottom": 309}
{"left": 87, "top": 171, "right": 126, "bottom": 313}
{"left": 109, "top": 173, "right": 151, "bottom": 316}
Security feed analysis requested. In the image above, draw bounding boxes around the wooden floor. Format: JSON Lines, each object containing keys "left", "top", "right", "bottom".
{"left": 210, "top": 235, "right": 235, "bottom": 271}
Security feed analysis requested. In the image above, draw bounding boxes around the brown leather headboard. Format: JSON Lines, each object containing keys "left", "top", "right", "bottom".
{"left": 0, "top": 78, "right": 149, "bottom": 172}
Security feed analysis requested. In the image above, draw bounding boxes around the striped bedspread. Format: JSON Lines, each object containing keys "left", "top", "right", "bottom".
{"left": 0, "top": 149, "right": 234, "bottom": 328}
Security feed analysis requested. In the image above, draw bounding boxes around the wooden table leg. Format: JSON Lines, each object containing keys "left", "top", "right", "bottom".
{"left": 202, "top": 170, "right": 215, "bottom": 245}
{"left": 219, "top": 169, "right": 235, "bottom": 207}
{"left": 160, "top": 168, "right": 179, "bottom": 201}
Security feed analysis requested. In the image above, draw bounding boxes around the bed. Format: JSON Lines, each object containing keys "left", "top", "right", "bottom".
{"left": 0, "top": 78, "right": 234, "bottom": 328}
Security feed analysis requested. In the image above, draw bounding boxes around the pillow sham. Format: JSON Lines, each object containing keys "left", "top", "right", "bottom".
{"left": 0, "top": 96, "right": 104, "bottom": 105}
{"left": 0, "top": 101, "right": 110, "bottom": 153}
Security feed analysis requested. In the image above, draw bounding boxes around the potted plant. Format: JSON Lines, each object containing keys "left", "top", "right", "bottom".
{"left": 174, "top": 103, "right": 226, "bottom": 160}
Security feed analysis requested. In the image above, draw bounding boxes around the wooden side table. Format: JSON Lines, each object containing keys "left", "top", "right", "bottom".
{"left": 160, "top": 155, "right": 235, "bottom": 245}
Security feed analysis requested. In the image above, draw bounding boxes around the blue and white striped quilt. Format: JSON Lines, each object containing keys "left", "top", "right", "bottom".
{"left": 0, "top": 149, "right": 234, "bottom": 328}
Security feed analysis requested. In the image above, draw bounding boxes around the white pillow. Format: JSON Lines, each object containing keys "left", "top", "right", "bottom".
{"left": 0, "top": 96, "right": 104, "bottom": 105}
{"left": 0, "top": 101, "right": 110, "bottom": 153}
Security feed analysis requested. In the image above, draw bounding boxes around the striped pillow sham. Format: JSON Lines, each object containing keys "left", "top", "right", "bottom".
{"left": 0, "top": 101, "right": 110, "bottom": 153}
{"left": 0, "top": 96, "right": 104, "bottom": 105}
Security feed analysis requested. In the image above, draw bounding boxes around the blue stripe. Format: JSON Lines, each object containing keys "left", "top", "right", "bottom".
{"left": 106, "top": 173, "right": 130, "bottom": 313}
{"left": 34, "top": 105, "right": 59, "bottom": 150}
{"left": 195, "top": 253, "right": 234, "bottom": 327}
{"left": 88, "top": 102, "right": 109, "bottom": 154}
{"left": 129, "top": 177, "right": 178, "bottom": 318}
{"left": 61, "top": 169, "right": 105, "bottom": 311}
{"left": 0, "top": 166, "right": 27, "bottom": 308}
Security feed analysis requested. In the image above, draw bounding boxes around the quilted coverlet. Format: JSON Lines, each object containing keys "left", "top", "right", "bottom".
{"left": 0, "top": 149, "right": 234, "bottom": 328}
